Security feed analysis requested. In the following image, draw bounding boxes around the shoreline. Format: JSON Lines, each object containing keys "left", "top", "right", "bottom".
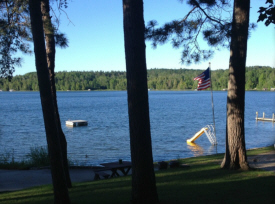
{"left": 0, "top": 146, "right": 274, "bottom": 193}
{"left": 1, "top": 145, "right": 274, "bottom": 170}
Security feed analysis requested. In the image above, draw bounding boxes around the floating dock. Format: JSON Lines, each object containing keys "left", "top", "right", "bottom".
{"left": 66, "top": 120, "right": 88, "bottom": 127}
{"left": 256, "top": 112, "right": 275, "bottom": 122}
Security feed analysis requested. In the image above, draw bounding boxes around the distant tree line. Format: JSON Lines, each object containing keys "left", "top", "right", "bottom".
{"left": 0, "top": 66, "right": 274, "bottom": 91}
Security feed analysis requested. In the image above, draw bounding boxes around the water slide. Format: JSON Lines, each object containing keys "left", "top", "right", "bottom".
{"left": 186, "top": 128, "right": 208, "bottom": 143}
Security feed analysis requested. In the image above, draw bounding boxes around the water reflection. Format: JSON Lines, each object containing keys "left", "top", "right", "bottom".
{"left": 187, "top": 142, "right": 218, "bottom": 157}
{"left": 187, "top": 142, "right": 204, "bottom": 156}
{"left": 207, "top": 144, "right": 218, "bottom": 155}
{"left": 256, "top": 120, "right": 275, "bottom": 127}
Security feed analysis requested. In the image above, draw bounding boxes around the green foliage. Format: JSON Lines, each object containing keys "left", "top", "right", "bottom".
{"left": 0, "top": 0, "right": 69, "bottom": 79}
{"left": 0, "top": 0, "right": 32, "bottom": 79}
{"left": 0, "top": 160, "right": 29, "bottom": 170}
{"left": 258, "top": 0, "right": 275, "bottom": 26}
{"left": 145, "top": 0, "right": 233, "bottom": 64}
{"left": 0, "top": 66, "right": 274, "bottom": 91}
{"left": 0, "top": 149, "right": 29, "bottom": 170}
{"left": 0, "top": 146, "right": 50, "bottom": 169}
{"left": 26, "top": 146, "right": 50, "bottom": 167}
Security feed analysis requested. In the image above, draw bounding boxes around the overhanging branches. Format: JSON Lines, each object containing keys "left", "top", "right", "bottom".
{"left": 145, "top": 0, "right": 233, "bottom": 64}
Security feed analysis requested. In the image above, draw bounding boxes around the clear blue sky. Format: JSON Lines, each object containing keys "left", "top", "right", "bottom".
{"left": 14, "top": 0, "right": 275, "bottom": 76}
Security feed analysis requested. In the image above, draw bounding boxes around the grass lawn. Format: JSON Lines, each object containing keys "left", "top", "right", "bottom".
{"left": 0, "top": 146, "right": 274, "bottom": 204}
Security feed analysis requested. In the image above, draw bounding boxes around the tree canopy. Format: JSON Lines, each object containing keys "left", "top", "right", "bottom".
{"left": 0, "top": 0, "right": 69, "bottom": 79}
{"left": 0, "top": 0, "right": 32, "bottom": 79}
{"left": 145, "top": 0, "right": 259, "bottom": 65}
{"left": 1, "top": 66, "right": 274, "bottom": 91}
{"left": 258, "top": 0, "right": 275, "bottom": 26}
{"left": 145, "top": 0, "right": 233, "bottom": 64}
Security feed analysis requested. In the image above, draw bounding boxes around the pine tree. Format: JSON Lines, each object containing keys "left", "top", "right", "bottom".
{"left": 123, "top": 0, "right": 159, "bottom": 203}
{"left": 29, "top": 0, "right": 71, "bottom": 202}
{"left": 221, "top": 0, "right": 250, "bottom": 170}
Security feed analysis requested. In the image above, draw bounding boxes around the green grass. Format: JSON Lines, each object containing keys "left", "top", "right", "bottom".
{"left": 246, "top": 145, "right": 274, "bottom": 156}
{"left": 0, "top": 146, "right": 274, "bottom": 204}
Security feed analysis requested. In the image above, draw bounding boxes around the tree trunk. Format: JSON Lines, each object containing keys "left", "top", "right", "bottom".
{"left": 221, "top": 0, "right": 250, "bottom": 170}
{"left": 40, "top": 0, "right": 72, "bottom": 188}
{"left": 29, "top": 0, "right": 71, "bottom": 203}
{"left": 122, "top": 0, "right": 159, "bottom": 203}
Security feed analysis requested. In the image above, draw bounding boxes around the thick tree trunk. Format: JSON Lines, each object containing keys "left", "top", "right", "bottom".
{"left": 221, "top": 0, "right": 250, "bottom": 170}
{"left": 40, "top": 0, "right": 72, "bottom": 188}
{"left": 29, "top": 0, "right": 71, "bottom": 203}
{"left": 123, "top": 0, "right": 159, "bottom": 203}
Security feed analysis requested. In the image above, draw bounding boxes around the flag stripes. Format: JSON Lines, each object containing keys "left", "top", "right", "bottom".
{"left": 193, "top": 67, "right": 211, "bottom": 91}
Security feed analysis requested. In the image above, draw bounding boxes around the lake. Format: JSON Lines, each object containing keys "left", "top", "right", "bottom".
{"left": 0, "top": 91, "right": 274, "bottom": 166}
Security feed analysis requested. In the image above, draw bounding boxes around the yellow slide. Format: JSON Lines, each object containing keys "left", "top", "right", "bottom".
{"left": 187, "top": 128, "right": 208, "bottom": 143}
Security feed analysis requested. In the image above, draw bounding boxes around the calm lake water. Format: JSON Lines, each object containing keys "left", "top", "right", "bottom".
{"left": 0, "top": 91, "right": 274, "bottom": 166}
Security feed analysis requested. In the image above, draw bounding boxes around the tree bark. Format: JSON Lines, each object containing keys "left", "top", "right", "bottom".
{"left": 29, "top": 0, "right": 71, "bottom": 203}
{"left": 40, "top": 0, "right": 72, "bottom": 188}
{"left": 123, "top": 0, "right": 159, "bottom": 203}
{"left": 221, "top": 0, "right": 250, "bottom": 170}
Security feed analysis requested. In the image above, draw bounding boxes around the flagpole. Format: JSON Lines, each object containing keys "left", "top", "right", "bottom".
{"left": 209, "top": 62, "right": 217, "bottom": 146}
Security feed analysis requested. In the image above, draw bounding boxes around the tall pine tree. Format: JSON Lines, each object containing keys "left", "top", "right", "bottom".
{"left": 29, "top": 0, "right": 71, "bottom": 202}
{"left": 123, "top": 0, "right": 159, "bottom": 203}
{"left": 221, "top": 0, "right": 250, "bottom": 170}
{"left": 41, "top": 0, "right": 72, "bottom": 188}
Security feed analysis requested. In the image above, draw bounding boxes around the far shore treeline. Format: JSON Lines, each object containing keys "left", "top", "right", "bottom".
{"left": 0, "top": 66, "right": 274, "bottom": 91}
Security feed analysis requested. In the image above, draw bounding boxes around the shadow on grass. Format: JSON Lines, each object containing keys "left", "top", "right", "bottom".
{"left": 70, "top": 178, "right": 132, "bottom": 204}
{"left": 156, "top": 166, "right": 275, "bottom": 204}
{"left": 157, "top": 176, "right": 275, "bottom": 204}
{"left": 1, "top": 146, "right": 274, "bottom": 204}
{"left": 0, "top": 185, "right": 54, "bottom": 204}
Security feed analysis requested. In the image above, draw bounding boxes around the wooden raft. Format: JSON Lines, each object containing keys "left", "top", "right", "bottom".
{"left": 256, "top": 112, "right": 275, "bottom": 122}
{"left": 66, "top": 120, "right": 88, "bottom": 127}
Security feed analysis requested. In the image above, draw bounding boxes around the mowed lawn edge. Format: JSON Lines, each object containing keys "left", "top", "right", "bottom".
{"left": 0, "top": 146, "right": 274, "bottom": 204}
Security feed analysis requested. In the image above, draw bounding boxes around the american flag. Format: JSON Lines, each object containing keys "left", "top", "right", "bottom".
{"left": 193, "top": 68, "right": 211, "bottom": 91}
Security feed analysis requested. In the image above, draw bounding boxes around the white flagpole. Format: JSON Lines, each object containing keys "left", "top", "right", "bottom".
{"left": 209, "top": 62, "right": 217, "bottom": 145}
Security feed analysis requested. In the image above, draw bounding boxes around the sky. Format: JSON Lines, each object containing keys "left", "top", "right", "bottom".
{"left": 13, "top": 0, "right": 275, "bottom": 76}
